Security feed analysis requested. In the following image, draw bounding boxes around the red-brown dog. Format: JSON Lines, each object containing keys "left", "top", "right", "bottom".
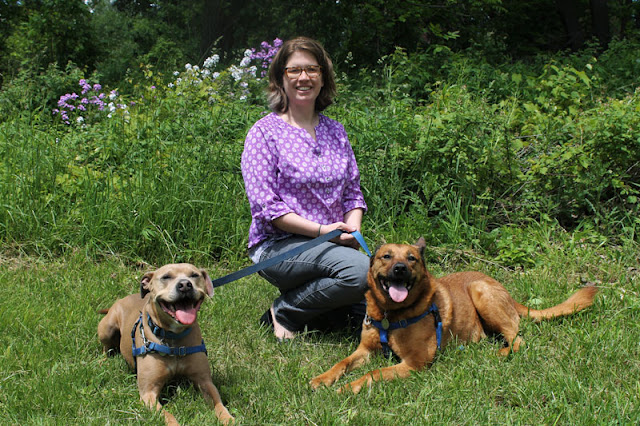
{"left": 98, "top": 263, "right": 233, "bottom": 425}
{"left": 310, "top": 238, "right": 598, "bottom": 394}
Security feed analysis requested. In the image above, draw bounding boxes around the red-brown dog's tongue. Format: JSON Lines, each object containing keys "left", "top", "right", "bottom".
{"left": 175, "top": 305, "right": 198, "bottom": 325}
{"left": 389, "top": 284, "right": 409, "bottom": 303}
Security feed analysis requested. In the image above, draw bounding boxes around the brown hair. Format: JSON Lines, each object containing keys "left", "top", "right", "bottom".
{"left": 267, "top": 37, "right": 337, "bottom": 113}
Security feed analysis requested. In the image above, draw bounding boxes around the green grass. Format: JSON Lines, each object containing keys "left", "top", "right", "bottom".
{"left": 1, "top": 236, "right": 639, "bottom": 424}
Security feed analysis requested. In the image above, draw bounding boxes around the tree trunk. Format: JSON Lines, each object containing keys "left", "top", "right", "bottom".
{"left": 555, "top": 0, "right": 585, "bottom": 50}
{"left": 200, "top": 0, "right": 222, "bottom": 60}
{"left": 590, "top": 0, "right": 610, "bottom": 48}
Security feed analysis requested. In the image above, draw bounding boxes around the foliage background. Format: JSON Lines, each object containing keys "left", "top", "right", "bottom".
{"left": 1, "top": 38, "right": 639, "bottom": 265}
{"left": 0, "top": 0, "right": 638, "bottom": 266}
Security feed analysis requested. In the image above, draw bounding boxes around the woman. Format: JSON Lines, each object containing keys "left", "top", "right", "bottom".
{"left": 241, "top": 37, "right": 369, "bottom": 341}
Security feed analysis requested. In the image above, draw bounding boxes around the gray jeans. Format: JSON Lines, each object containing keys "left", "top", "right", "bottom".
{"left": 258, "top": 235, "right": 369, "bottom": 332}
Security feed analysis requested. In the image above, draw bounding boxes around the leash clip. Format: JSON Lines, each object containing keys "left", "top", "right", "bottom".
{"left": 363, "top": 313, "right": 372, "bottom": 326}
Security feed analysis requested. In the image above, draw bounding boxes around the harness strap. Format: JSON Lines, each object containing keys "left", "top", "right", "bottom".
{"left": 132, "top": 340, "right": 207, "bottom": 357}
{"left": 368, "top": 303, "right": 443, "bottom": 357}
{"left": 131, "top": 313, "right": 207, "bottom": 371}
{"left": 146, "top": 313, "right": 192, "bottom": 340}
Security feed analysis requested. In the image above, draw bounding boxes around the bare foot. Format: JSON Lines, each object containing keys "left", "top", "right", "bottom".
{"left": 270, "top": 305, "right": 296, "bottom": 341}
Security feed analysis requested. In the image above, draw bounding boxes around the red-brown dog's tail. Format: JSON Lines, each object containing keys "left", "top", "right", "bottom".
{"left": 515, "top": 284, "right": 598, "bottom": 322}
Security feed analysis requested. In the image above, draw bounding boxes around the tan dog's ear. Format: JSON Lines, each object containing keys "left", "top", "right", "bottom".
{"left": 201, "top": 269, "right": 214, "bottom": 297}
{"left": 140, "top": 271, "right": 154, "bottom": 298}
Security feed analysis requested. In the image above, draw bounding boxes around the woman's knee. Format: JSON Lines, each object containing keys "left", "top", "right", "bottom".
{"left": 337, "top": 256, "right": 369, "bottom": 294}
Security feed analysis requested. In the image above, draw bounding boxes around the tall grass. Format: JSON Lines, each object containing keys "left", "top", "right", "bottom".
{"left": 0, "top": 103, "right": 261, "bottom": 264}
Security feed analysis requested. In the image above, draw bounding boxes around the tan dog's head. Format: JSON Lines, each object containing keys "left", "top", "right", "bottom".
{"left": 367, "top": 237, "right": 431, "bottom": 308}
{"left": 140, "top": 263, "right": 214, "bottom": 326}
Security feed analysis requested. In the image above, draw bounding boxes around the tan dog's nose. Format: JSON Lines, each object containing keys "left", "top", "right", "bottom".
{"left": 177, "top": 279, "right": 194, "bottom": 293}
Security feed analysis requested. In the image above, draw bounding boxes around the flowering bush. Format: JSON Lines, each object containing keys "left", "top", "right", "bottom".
{"left": 165, "top": 38, "right": 282, "bottom": 103}
{"left": 251, "top": 38, "right": 283, "bottom": 77}
{"left": 53, "top": 79, "right": 129, "bottom": 125}
{"left": 51, "top": 38, "right": 282, "bottom": 126}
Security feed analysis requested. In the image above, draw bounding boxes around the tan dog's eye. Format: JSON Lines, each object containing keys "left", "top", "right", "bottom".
{"left": 161, "top": 274, "right": 172, "bottom": 280}
{"left": 190, "top": 273, "right": 200, "bottom": 279}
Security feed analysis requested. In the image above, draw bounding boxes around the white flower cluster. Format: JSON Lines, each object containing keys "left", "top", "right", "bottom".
{"left": 167, "top": 50, "right": 261, "bottom": 102}
{"left": 106, "top": 90, "right": 130, "bottom": 121}
{"left": 204, "top": 54, "right": 220, "bottom": 69}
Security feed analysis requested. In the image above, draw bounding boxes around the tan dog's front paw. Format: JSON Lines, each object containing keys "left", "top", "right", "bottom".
{"left": 218, "top": 413, "right": 234, "bottom": 425}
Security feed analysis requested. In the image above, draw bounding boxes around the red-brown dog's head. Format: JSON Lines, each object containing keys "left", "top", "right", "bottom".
{"left": 367, "top": 238, "right": 431, "bottom": 309}
{"left": 140, "top": 263, "right": 214, "bottom": 327}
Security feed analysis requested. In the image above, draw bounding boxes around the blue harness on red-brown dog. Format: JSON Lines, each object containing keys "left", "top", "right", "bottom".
{"left": 365, "top": 303, "right": 442, "bottom": 357}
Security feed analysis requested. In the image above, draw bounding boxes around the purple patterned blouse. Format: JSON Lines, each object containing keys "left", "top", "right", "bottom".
{"left": 241, "top": 112, "right": 367, "bottom": 249}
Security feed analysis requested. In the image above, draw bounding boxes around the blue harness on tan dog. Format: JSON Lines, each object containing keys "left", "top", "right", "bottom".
{"left": 131, "top": 313, "right": 207, "bottom": 371}
{"left": 365, "top": 303, "right": 442, "bottom": 357}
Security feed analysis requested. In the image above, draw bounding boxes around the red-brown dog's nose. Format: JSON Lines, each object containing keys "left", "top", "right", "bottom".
{"left": 393, "top": 263, "right": 408, "bottom": 276}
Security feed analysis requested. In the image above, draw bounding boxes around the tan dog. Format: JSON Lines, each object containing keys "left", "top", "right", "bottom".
{"left": 98, "top": 263, "right": 233, "bottom": 425}
{"left": 310, "top": 238, "right": 598, "bottom": 394}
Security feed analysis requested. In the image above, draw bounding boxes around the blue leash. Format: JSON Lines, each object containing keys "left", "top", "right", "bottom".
{"left": 211, "top": 229, "right": 371, "bottom": 288}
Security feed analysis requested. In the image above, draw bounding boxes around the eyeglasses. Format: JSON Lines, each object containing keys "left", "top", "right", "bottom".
{"left": 284, "top": 65, "right": 322, "bottom": 79}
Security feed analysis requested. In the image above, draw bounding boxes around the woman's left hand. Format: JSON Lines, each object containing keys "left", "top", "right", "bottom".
{"left": 320, "top": 222, "right": 361, "bottom": 249}
{"left": 338, "top": 233, "right": 361, "bottom": 249}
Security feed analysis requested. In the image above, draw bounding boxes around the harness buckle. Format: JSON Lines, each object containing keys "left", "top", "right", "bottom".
{"left": 177, "top": 346, "right": 187, "bottom": 356}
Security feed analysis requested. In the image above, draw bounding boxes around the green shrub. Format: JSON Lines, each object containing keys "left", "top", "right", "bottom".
{"left": 0, "top": 62, "right": 86, "bottom": 122}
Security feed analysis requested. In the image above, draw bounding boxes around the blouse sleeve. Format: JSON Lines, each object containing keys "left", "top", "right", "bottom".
{"left": 241, "top": 122, "right": 294, "bottom": 227}
{"left": 338, "top": 125, "right": 368, "bottom": 214}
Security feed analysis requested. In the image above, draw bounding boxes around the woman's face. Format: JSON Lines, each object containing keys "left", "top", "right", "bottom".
{"left": 282, "top": 50, "right": 324, "bottom": 111}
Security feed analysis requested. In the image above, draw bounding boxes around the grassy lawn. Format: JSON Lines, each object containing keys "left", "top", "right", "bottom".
{"left": 1, "top": 238, "right": 638, "bottom": 425}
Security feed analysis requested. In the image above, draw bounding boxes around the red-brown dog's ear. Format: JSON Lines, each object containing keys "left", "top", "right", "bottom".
{"left": 414, "top": 237, "right": 427, "bottom": 263}
{"left": 370, "top": 245, "right": 381, "bottom": 266}
{"left": 201, "top": 269, "right": 214, "bottom": 297}
{"left": 140, "top": 271, "right": 154, "bottom": 298}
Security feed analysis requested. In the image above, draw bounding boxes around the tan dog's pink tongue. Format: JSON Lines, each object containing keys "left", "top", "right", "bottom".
{"left": 389, "top": 284, "right": 408, "bottom": 303}
{"left": 175, "top": 306, "right": 198, "bottom": 325}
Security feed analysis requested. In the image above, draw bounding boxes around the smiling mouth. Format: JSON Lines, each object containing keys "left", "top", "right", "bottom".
{"left": 379, "top": 277, "right": 414, "bottom": 303}
{"left": 159, "top": 298, "right": 203, "bottom": 325}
